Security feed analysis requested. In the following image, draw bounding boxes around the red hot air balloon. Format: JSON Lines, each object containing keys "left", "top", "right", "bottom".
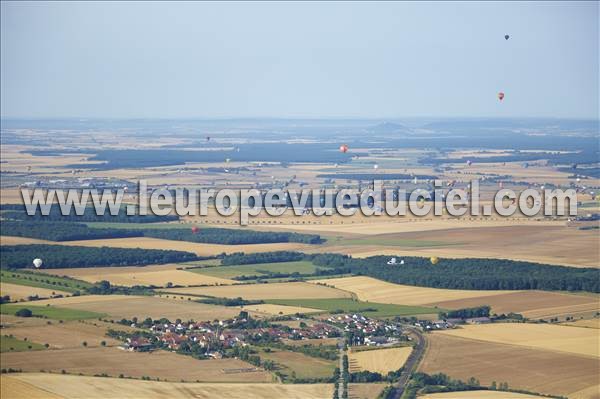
{"left": 339, "top": 144, "right": 349, "bottom": 153}
{"left": 498, "top": 92, "right": 505, "bottom": 101}
{"left": 191, "top": 226, "right": 200, "bottom": 234}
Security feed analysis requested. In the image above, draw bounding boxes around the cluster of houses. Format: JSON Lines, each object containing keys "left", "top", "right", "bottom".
{"left": 119, "top": 315, "right": 340, "bottom": 356}
{"left": 326, "top": 313, "right": 405, "bottom": 346}
{"left": 416, "top": 316, "right": 491, "bottom": 331}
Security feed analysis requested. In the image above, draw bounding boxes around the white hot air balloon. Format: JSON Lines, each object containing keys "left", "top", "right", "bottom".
{"left": 373, "top": 164, "right": 379, "bottom": 170}
{"left": 33, "top": 258, "right": 43, "bottom": 269}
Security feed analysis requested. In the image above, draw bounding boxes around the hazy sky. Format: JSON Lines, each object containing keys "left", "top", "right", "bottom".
{"left": 1, "top": 1, "right": 598, "bottom": 119}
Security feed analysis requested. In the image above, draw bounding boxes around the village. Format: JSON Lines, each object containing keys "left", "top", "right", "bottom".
{"left": 113, "top": 311, "right": 423, "bottom": 359}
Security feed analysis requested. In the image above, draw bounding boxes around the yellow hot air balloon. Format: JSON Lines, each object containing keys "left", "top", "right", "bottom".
{"left": 430, "top": 256, "right": 439, "bottom": 265}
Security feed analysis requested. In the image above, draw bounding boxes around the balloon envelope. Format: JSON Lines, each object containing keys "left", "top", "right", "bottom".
{"left": 430, "top": 256, "right": 439, "bottom": 265}
{"left": 339, "top": 144, "right": 349, "bottom": 153}
{"left": 505, "top": 34, "right": 510, "bottom": 40}
{"left": 191, "top": 226, "right": 200, "bottom": 234}
{"left": 33, "top": 258, "right": 43, "bottom": 268}
{"left": 498, "top": 92, "right": 505, "bottom": 101}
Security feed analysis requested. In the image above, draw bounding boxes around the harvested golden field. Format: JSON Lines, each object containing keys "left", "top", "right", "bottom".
{"left": 246, "top": 218, "right": 564, "bottom": 236}
{"left": 163, "top": 281, "right": 351, "bottom": 300}
{"left": 1, "top": 347, "right": 273, "bottom": 382}
{"left": 329, "top": 225, "right": 599, "bottom": 268}
{"left": 25, "top": 295, "right": 244, "bottom": 321}
{"left": 2, "top": 373, "right": 333, "bottom": 399}
{"left": 236, "top": 303, "right": 324, "bottom": 316}
{"left": 0, "top": 235, "right": 52, "bottom": 245}
{"left": 1, "top": 320, "right": 133, "bottom": 349}
{"left": 419, "top": 391, "right": 546, "bottom": 399}
{"left": 54, "top": 237, "right": 314, "bottom": 256}
{"left": 432, "top": 291, "right": 600, "bottom": 320}
{"left": 0, "top": 283, "right": 70, "bottom": 301}
{"left": 50, "top": 265, "right": 234, "bottom": 287}
{"left": 348, "top": 346, "right": 412, "bottom": 374}
{"left": 310, "top": 276, "right": 512, "bottom": 306}
{"left": 419, "top": 333, "right": 599, "bottom": 398}
{"left": 438, "top": 323, "right": 599, "bottom": 358}
{"left": 1, "top": 375, "right": 65, "bottom": 399}
{"left": 563, "top": 318, "right": 600, "bottom": 329}
{"left": 314, "top": 277, "right": 599, "bottom": 319}
{"left": 349, "top": 383, "right": 387, "bottom": 399}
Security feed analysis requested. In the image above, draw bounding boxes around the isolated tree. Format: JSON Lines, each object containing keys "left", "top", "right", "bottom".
{"left": 15, "top": 308, "right": 32, "bottom": 317}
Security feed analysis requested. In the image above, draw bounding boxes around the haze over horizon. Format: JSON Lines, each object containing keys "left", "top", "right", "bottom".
{"left": 1, "top": 1, "right": 598, "bottom": 120}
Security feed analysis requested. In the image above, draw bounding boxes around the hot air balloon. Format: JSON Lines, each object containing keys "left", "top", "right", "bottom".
{"left": 191, "top": 226, "right": 200, "bottom": 234}
{"left": 430, "top": 256, "right": 439, "bottom": 265}
{"left": 225, "top": 158, "right": 231, "bottom": 163}
{"left": 373, "top": 164, "right": 379, "bottom": 170}
{"left": 466, "top": 160, "right": 473, "bottom": 166}
{"left": 498, "top": 92, "right": 505, "bottom": 101}
{"left": 339, "top": 144, "right": 349, "bottom": 153}
{"left": 33, "top": 258, "right": 43, "bottom": 269}
{"left": 206, "top": 136, "right": 211, "bottom": 142}
{"left": 504, "top": 34, "right": 510, "bottom": 40}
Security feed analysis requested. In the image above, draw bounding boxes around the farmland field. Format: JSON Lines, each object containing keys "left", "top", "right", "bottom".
{"left": 266, "top": 298, "right": 439, "bottom": 317}
{"left": 1, "top": 335, "right": 45, "bottom": 352}
{"left": 1, "top": 347, "right": 273, "bottom": 382}
{"left": 430, "top": 290, "right": 600, "bottom": 320}
{"left": 311, "top": 276, "right": 514, "bottom": 305}
{"left": 437, "top": 323, "right": 599, "bottom": 358}
{"left": 1, "top": 319, "right": 130, "bottom": 349}
{"left": 420, "top": 391, "right": 547, "bottom": 398}
{"left": 317, "top": 225, "right": 600, "bottom": 268}
{"left": 49, "top": 264, "right": 235, "bottom": 287}
{"left": 0, "top": 282, "right": 70, "bottom": 301}
{"left": 18, "top": 295, "right": 245, "bottom": 321}
{"left": 192, "top": 261, "right": 328, "bottom": 279}
{"left": 51, "top": 237, "right": 316, "bottom": 257}
{"left": 348, "top": 346, "right": 412, "bottom": 374}
{"left": 236, "top": 303, "right": 324, "bottom": 316}
{"left": 312, "top": 276, "right": 600, "bottom": 319}
{"left": 0, "top": 270, "right": 93, "bottom": 292}
{"left": 1, "top": 304, "right": 105, "bottom": 321}
{"left": 419, "top": 333, "right": 599, "bottom": 398}
{"left": 162, "top": 281, "right": 351, "bottom": 300}
{"left": 1, "top": 373, "right": 333, "bottom": 399}
{"left": 257, "top": 347, "right": 337, "bottom": 380}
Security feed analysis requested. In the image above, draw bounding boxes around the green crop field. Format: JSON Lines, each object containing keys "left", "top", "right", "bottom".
{"left": 190, "top": 261, "right": 330, "bottom": 279}
{"left": 1, "top": 335, "right": 46, "bottom": 352}
{"left": 257, "top": 347, "right": 337, "bottom": 380}
{"left": 0, "top": 270, "right": 93, "bottom": 293}
{"left": 0, "top": 304, "right": 105, "bottom": 321}
{"left": 266, "top": 298, "right": 440, "bottom": 317}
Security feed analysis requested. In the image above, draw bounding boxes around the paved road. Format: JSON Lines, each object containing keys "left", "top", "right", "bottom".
{"left": 390, "top": 326, "right": 426, "bottom": 399}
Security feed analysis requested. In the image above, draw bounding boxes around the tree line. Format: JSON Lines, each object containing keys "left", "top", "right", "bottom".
{"left": 1, "top": 205, "right": 178, "bottom": 223}
{"left": 215, "top": 252, "right": 600, "bottom": 293}
{"left": 0, "top": 218, "right": 323, "bottom": 245}
{"left": 310, "top": 253, "right": 600, "bottom": 293}
{"left": 0, "top": 244, "right": 199, "bottom": 269}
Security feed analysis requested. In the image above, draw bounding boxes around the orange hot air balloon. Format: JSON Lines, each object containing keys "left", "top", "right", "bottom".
{"left": 498, "top": 92, "right": 505, "bottom": 101}
{"left": 339, "top": 144, "right": 349, "bottom": 153}
{"left": 191, "top": 226, "right": 200, "bottom": 234}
